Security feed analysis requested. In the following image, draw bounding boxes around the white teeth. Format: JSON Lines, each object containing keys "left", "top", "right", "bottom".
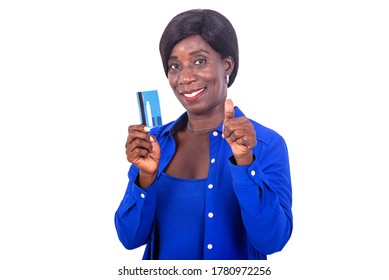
{"left": 184, "top": 88, "right": 203, "bottom": 98}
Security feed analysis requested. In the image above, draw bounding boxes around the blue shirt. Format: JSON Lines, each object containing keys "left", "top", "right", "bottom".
{"left": 155, "top": 172, "right": 206, "bottom": 259}
{"left": 115, "top": 107, "right": 293, "bottom": 260}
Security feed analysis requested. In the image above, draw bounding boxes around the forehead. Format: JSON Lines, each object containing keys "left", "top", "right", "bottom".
{"left": 169, "top": 35, "right": 218, "bottom": 58}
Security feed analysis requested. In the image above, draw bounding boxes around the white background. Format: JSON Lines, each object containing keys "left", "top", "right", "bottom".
{"left": 1, "top": 0, "right": 388, "bottom": 279}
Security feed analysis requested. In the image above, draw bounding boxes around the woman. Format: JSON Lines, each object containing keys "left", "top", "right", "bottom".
{"left": 115, "top": 9, "right": 293, "bottom": 260}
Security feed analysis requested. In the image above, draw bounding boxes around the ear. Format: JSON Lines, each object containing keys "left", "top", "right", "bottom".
{"left": 224, "top": 56, "right": 235, "bottom": 76}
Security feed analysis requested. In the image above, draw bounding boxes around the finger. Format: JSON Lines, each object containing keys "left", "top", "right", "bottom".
{"left": 127, "top": 134, "right": 157, "bottom": 152}
{"left": 126, "top": 138, "right": 153, "bottom": 153}
{"left": 128, "top": 124, "right": 150, "bottom": 133}
{"left": 224, "top": 99, "right": 235, "bottom": 122}
{"left": 227, "top": 129, "right": 244, "bottom": 142}
{"left": 128, "top": 147, "right": 151, "bottom": 159}
{"left": 234, "top": 135, "right": 254, "bottom": 148}
{"left": 125, "top": 125, "right": 152, "bottom": 148}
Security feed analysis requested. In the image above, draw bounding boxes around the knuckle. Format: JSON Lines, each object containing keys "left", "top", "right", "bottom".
{"left": 128, "top": 125, "right": 136, "bottom": 132}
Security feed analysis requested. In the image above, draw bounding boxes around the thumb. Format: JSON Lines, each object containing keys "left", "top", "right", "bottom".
{"left": 224, "top": 98, "right": 235, "bottom": 122}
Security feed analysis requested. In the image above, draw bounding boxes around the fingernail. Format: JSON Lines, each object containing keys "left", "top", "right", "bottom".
{"left": 150, "top": 136, "right": 155, "bottom": 143}
{"left": 144, "top": 126, "right": 150, "bottom": 132}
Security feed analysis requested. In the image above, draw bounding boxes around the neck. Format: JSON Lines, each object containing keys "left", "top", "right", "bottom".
{"left": 185, "top": 102, "right": 226, "bottom": 132}
{"left": 186, "top": 123, "right": 218, "bottom": 132}
{"left": 186, "top": 115, "right": 224, "bottom": 132}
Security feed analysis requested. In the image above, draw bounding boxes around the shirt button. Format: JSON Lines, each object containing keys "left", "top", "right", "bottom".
{"left": 208, "top": 184, "right": 214, "bottom": 189}
{"left": 207, "top": 244, "right": 213, "bottom": 250}
{"left": 208, "top": 212, "right": 214, "bottom": 218}
{"left": 213, "top": 131, "right": 218, "bottom": 136}
{"left": 211, "top": 158, "right": 216, "bottom": 164}
{"left": 251, "top": 170, "right": 256, "bottom": 176}
{"left": 140, "top": 193, "right": 145, "bottom": 199}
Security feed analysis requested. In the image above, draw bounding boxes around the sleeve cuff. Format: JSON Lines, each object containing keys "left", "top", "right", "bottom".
{"left": 228, "top": 156, "right": 267, "bottom": 190}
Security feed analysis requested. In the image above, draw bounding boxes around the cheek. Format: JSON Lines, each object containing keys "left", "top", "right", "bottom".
{"left": 168, "top": 76, "right": 180, "bottom": 97}
{"left": 167, "top": 74, "right": 176, "bottom": 88}
{"left": 205, "top": 65, "right": 224, "bottom": 83}
{"left": 211, "top": 72, "right": 224, "bottom": 88}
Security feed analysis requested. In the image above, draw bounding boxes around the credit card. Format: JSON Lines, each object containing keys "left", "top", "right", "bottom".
{"left": 136, "top": 90, "right": 162, "bottom": 127}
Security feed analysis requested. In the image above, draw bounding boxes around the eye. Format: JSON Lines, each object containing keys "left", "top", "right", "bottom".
{"left": 194, "top": 58, "right": 207, "bottom": 65}
{"left": 168, "top": 63, "right": 180, "bottom": 71}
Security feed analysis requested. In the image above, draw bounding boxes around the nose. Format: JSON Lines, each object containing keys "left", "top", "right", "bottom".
{"left": 178, "top": 65, "right": 196, "bottom": 85}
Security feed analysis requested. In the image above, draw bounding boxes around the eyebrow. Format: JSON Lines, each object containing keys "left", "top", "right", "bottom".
{"left": 168, "top": 49, "right": 210, "bottom": 60}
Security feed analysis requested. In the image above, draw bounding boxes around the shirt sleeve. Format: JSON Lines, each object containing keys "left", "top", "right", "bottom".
{"left": 114, "top": 166, "right": 157, "bottom": 250}
{"left": 229, "top": 133, "right": 293, "bottom": 254}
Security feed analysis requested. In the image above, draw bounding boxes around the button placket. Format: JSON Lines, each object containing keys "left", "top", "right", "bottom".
{"left": 203, "top": 130, "right": 220, "bottom": 258}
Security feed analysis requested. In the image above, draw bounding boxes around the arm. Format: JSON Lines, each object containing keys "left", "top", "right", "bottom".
{"left": 229, "top": 134, "right": 293, "bottom": 254}
{"left": 115, "top": 125, "right": 161, "bottom": 249}
{"left": 223, "top": 99, "right": 292, "bottom": 254}
{"left": 114, "top": 167, "right": 157, "bottom": 249}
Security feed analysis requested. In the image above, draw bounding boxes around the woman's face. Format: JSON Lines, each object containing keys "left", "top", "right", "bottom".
{"left": 167, "top": 35, "right": 234, "bottom": 116}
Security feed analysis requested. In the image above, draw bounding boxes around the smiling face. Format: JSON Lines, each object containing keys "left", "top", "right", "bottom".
{"left": 167, "top": 35, "right": 234, "bottom": 116}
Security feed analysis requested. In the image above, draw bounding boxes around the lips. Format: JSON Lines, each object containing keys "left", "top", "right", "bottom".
{"left": 181, "top": 88, "right": 205, "bottom": 101}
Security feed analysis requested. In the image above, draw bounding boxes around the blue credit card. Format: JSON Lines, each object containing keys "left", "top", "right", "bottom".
{"left": 136, "top": 90, "right": 162, "bottom": 127}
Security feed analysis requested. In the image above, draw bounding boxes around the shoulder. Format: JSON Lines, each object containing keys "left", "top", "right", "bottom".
{"left": 251, "top": 120, "right": 284, "bottom": 145}
{"left": 235, "top": 106, "right": 285, "bottom": 147}
{"left": 249, "top": 119, "right": 289, "bottom": 162}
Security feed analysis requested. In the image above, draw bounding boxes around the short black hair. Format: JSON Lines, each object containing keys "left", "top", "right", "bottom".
{"left": 159, "top": 9, "right": 239, "bottom": 87}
